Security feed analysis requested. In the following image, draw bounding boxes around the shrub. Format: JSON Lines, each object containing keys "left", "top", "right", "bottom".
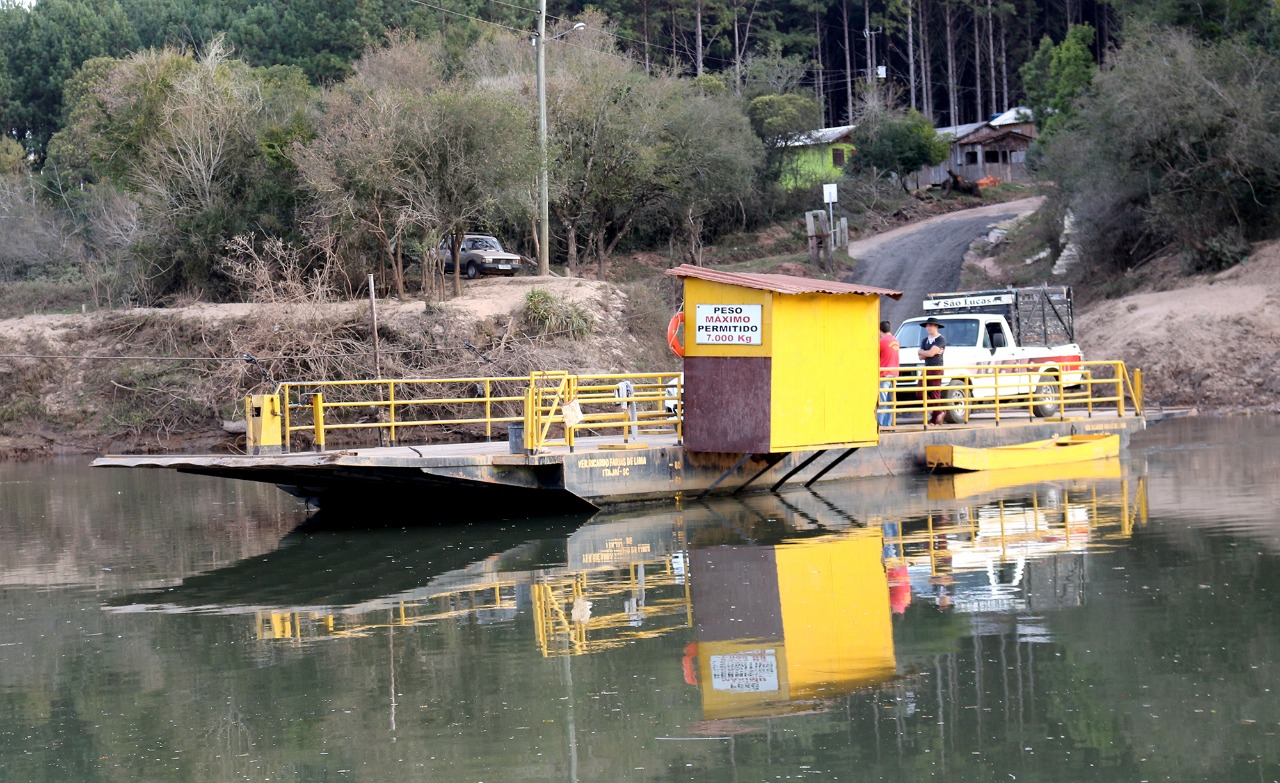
{"left": 1037, "top": 26, "right": 1280, "bottom": 273}
{"left": 522, "top": 288, "right": 594, "bottom": 339}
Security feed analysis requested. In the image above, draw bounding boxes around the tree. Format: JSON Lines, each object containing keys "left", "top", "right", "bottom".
{"left": 294, "top": 36, "right": 447, "bottom": 299}
{"left": 297, "top": 34, "right": 533, "bottom": 298}
{"left": 654, "top": 84, "right": 763, "bottom": 264}
{"left": 0, "top": 137, "right": 25, "bottom": 175}
{"left": 416, "top": 89, "right": 535, "bottom": 296}
{"left": 1107, "top": 0, "right": 1272, "bottom": 42}
{"left": 1038, "top": 27, "right": 1280, "bottom": 272}
{"left": 847, "top": 90, "right": 949, "bottom": 191}
{"left": 0, "top": 0, "right": 137, "bottom": 162}
{"left": 0, "top": 172, "right": 72, "bottom": 282}
{"left": 545, "top": 24, "right": 668, "bottom": 276}
{"left": 748, "top": 92, "right": 822, "bottom": 183}
{"left": 1020, "top": 24, "right": 1095, "bottom": 134}
{"left": 45, "top": 40, "right": 316, "bottom": 302}
{"left": 742, "top": 43, "right": 813, "bottom": 98}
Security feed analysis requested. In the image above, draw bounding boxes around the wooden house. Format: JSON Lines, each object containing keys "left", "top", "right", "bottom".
{"left": 779, "top": 124, "right": 856, "bottom": 190}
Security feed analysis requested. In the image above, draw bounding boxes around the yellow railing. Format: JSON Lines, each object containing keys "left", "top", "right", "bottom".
{"left": 246, "top": 360, "right": 1139, "bottom": 453}
{"left": 259, "top": 371, "right": 683, "bottom": 454}
{"left": 876, "top": 359, "right": 1142, "bottom": 428}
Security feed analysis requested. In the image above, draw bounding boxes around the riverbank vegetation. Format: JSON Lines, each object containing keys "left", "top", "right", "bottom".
{"left": 6, "top": 0, "right": 1275, "bottom": 316}
{"left": 6, "top": 0, "right": 1280, "bottom": 453}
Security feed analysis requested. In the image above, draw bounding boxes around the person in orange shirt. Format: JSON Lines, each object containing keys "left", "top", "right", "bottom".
{"left": 877, "top": 320, "right": 900, "bottom": 427}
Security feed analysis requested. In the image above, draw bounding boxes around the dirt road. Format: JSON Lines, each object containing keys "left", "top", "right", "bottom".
{"left": 844, "top": 197, "right": 1044, "bottom": 326}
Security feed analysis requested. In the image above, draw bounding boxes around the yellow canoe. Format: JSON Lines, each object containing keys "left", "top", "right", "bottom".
{"left": 928, "top": 456, "right": 1122, "bottom": 499}
{"left": 926, "top": 433, "right": 1120, "bottom": 473}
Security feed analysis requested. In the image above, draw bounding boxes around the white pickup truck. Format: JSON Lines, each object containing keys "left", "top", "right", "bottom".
{"left": 893, "top": 287, "right": 1084, "bottom": 423}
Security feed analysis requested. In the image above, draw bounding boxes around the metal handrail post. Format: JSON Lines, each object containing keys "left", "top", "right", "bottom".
{"left": 523, "top": 385, "right": 536, "bottom": 453}
{"left": 244, "top": 396, "right": 253, "bottom": 451}
{"left": 993, "top": 369, "right": 1001, "bottom": 426}
{"left": 388, "top": 381, "right": 397, "bottom": 446}
{"left": 280, "top": 385, "right": 291, "bottom": 453}
{"left": 1132, "top": 367, "right": 1143, "bottom": 416}
{"left": 311, "top": 392, "right": 326, "bottom": 452}
{"left": 485, "top": 379, "right": 493, "bottom": 439}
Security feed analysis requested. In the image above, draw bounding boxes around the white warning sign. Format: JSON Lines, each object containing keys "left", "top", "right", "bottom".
{"left": 709, "top": 649, "right": 780, "bottom": 692}
{"left": 694, "top": 304, "right": 762, "bottom": 345}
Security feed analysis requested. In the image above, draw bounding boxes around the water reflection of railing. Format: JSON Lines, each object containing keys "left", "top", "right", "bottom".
{"left": 532, "top": 557, "right": 693, "bottom": 657}
{"left": 251, "top": 521, "right": 698, "bottom": 656}
{"left": 880, "top": 474, "right": 1148, "bottom": 616}
{"left": 255, "top": 577, "right": 524, "bottom": 643}
{"left": 245, "top": 473, "right": 1148, "bottom": 652}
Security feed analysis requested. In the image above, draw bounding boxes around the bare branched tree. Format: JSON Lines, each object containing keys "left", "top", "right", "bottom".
{"left": 133, "top": 38, "right": 261, "bottom": 218}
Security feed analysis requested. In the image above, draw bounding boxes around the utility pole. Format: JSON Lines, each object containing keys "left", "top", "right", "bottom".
{"left": 536, "top": 0, "right": 550, "bottom": 276}
{"left": 534, "top": 11, "right": 584, "bottom": 276}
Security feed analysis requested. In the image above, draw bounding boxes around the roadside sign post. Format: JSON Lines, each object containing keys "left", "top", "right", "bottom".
{"left": 823, "top": 183, "right": 838, "bottom": 248}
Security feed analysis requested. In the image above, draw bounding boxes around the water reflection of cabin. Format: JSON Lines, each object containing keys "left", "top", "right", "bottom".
{"left": 688, "top": 532, "right": 896, "bottom": 720}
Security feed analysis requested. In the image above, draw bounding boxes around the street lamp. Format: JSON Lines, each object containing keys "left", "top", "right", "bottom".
{"left": 534, "top": 10, "right": 586, "bottom": 276}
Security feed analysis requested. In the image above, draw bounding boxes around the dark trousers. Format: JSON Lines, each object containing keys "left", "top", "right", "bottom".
{"left": 924, "top": 368, "right": 944, "bottom": 422}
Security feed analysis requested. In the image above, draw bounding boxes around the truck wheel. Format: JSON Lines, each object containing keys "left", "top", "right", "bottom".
{"left": 1032, "top": 376, "right": 1060, "bottom": 418}
{"left": 465, "top": 261, "right": 479, "bottom": 280}
{"left": 943, "top": 380, "right": 969, "bottom": 424}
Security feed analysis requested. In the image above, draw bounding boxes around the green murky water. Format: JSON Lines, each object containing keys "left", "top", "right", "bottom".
{"left": 3, "top": 416, "right": 1280, "bottom": 782}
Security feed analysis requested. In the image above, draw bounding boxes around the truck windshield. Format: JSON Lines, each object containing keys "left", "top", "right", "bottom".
{"left": 897, "top": 318, "right": 980, "bottom": 349}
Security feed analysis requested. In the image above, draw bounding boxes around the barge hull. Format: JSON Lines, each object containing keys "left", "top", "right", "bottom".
{"left": 96, "top": 415, "right": 1144, "bottom": 515}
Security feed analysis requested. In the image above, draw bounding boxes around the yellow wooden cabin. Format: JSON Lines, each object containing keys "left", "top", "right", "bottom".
{"left": 666, "top": 265, "right": 901, "bottom": 454}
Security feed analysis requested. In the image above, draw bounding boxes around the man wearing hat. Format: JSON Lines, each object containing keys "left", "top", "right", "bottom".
{"left": 918, "top": 317, "right": 947, "bottom": 425}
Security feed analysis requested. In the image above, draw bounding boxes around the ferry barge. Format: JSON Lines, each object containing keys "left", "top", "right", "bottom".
{"left": 94, "top": 267, "right": 1146, "bottom": 515}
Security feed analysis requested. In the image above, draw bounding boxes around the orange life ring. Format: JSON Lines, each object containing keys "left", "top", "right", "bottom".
{"left": 666, "top": 311, "right": 685, "bottom": 358}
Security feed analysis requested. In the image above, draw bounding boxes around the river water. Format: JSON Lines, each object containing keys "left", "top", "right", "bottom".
{"left": 2, "top": 416, "right": 1279, "bottom": 782}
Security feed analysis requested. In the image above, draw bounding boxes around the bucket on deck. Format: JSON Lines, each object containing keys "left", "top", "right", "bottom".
{"left": 508, "top": 423, "right": 526, "bottom": 455}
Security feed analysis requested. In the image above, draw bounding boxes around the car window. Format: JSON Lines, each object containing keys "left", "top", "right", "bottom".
{"left": 896, "top": 318, "right": 980, "bottom": 349}
{"left": 475, "top": 238, "right": 498, "bottom": 251}
{"left": 896, "top": 323, "right": 924, "bottom": 351}
{"left": 945, "top": 320, "right": 980, "bottom": 346}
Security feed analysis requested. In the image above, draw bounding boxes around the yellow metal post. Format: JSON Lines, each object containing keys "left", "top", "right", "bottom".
{"left": 280, "top": 385, "right": 291, "bottom": 453}
{"left": 247, "top": 393, "right": 283, "bottom": 455}
{"left": 1132, "top": 368, "right": 1143, "bottom": 416}
{"left": 523, "top": 386, "right": 535, "bottom": 453}
{"left": 484, "top": 379, "right": 493, "bottom": 439}
{"left": 388, "top": 381, "right": 397, "bottom": 446}
{"left": 311, "top": 393, "right": 326, "bottom": 452}
{"left": 566, "top": 376, "right": 578, "bottom": 451}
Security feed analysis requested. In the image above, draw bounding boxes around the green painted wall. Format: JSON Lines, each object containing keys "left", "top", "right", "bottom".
{"left": 780, "top": 142, "right": 855, "bottom": 189}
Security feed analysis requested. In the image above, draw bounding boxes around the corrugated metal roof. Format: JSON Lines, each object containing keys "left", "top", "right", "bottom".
{"left": 665, "top": 264, "right": 903, "bottom": 299}
{"left": 783, "top": 123, "right": 858, "bottom": 147}
{"left": 990, "top": 107, "right": 1033, "bottom": 126}
{"left": 935, "top": 121, "right": 987, "bottom": 139}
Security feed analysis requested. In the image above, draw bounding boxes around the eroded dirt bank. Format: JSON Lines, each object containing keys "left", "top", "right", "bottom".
{"left": 4, "top": 214, "right": 1278, "bottom": 459}
{"left": 1075, "top": 245, "right": 1280, "bottom": 413}
{"left": 0, "top": 276, "right": 672, "bottom": 458}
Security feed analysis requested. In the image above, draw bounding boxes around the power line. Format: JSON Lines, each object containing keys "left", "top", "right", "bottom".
{"left": 478, "top": 0, "right": 751, "bottom": 71}
{"left": 406, "top": 0, "right": 529, "bottom": 35}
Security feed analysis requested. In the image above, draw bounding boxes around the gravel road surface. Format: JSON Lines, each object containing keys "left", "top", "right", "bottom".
{"left": 845, "top": 197, "right": 1044, "bottom": 327}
